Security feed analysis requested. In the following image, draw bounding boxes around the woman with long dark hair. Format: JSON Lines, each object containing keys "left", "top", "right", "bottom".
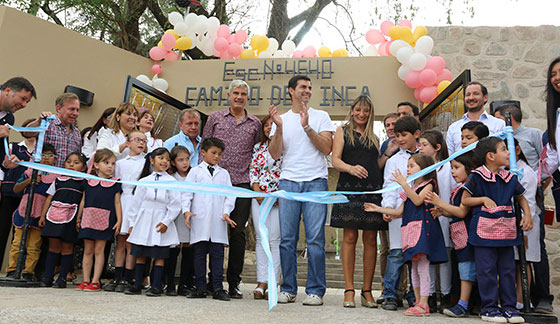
{"left": 82, "top": 107, "right": 115, "bottom": 159}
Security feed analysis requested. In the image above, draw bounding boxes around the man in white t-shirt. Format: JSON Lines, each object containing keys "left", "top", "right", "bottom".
{"left": 269, "top": 75, "right": 334, "bottom": 306}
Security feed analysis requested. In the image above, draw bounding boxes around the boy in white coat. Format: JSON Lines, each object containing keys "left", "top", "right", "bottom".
{"left": 182, "top": 137, "right": 236, "bottom": 301}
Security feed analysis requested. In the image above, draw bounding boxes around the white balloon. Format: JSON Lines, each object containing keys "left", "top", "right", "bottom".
{"left": 408, "top": 53, "right": 428, "bottom": 71}
{"left": 206, "top": 16, "right": 220, "bottom": 33}
{"left": 415, "top": 36, "right": 434, "bottom": 56}
{"left": 168, "top": 12, "right": 183, "bottom": 26}
{"left": 282, "top": 40, "right": 296, "bottom": 54}
{"left": 396, "top": 47, "right": 414, "bottom": 64}
{"left": 397, "top": 65, "right": 412, "bottom": 81}
{"left": 267, "top": 38, "right": 279, "bottom": 53}
{"left": 192, "top": 15, "right": 207, "bottom": 34}
{"left": 273, "top": 49, "right": 287, "bottom": 57}
{"left": 258, "top": 51, "right": 273, "bottom": 58}
{"left": 389, "top": 40, "right": 409, "bottom": 57}
{"left": 174, "top": 22, "right": 189, "bottom": 37}
{"left": 136, "top": 74, "right": 151, "bottom": 85}
{"left": 185, "top": 13, "right": 197, "bottom": 26}
{"left": 199, "top": 40, "right": 215, "bottom": 56}
{"left": 364, "top": 44, "right": 379, "bottom": 56}
{"left": 153, "top": 78, "right": 169, "bottom": 92}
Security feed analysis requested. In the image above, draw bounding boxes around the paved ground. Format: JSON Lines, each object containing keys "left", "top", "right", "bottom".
{"left": 2, "top": 284, "right": 558, "bottom": 324}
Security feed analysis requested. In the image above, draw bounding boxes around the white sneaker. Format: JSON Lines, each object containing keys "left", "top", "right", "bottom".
{"left": 278, "top": 291, "right": 296, "bottom": 303}
{"left": 302, "top": 294, "right": 323, "bottom": 306}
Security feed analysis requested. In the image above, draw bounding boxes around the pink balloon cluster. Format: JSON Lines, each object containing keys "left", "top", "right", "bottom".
{"left": 149, "top": 33, "right": 179, "bottom": 61}
{"left": 293, "top": 46, "right": 317, "bottom": 58}
{"left": 214, "top": 25, "right": 248, "bottom": 59}
{"left": 405, "top": 56, "right": 452, "bottom": 104}
{"left": 364, "top": 20, "right": 412, "bottom": 57}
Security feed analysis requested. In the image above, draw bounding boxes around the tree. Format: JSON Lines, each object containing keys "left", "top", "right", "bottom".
{"left": 0, "top": 0, "right": 476, "bottom": 57}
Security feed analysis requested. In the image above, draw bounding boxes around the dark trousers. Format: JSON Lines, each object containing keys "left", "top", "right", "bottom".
{"left": 226, "top": 183, "right": 251, "bottom": 287}
{"left": 474, "top": 246, "right": 517, "bottom": 314}
{"left": 531, "top": 186, "right": 553, "bottom": 304}
{"left": 0, "top": 196, "right": 21, "bottom": 270}
{"left": 193, "top": 241, "right": 225, "bottom": 291}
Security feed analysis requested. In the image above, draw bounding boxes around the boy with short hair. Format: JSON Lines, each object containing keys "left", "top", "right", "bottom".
{"left": 5, "top": 143, "right": 57, "bottom": 282}
{"left": 182, "top": 137, "right": 236, "bottom": 301}
{"left": 380, "top": 116, "right": 421, "bottom": 310}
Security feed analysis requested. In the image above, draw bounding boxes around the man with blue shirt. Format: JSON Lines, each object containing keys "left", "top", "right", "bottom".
{"left": 164, "top": 109, "right": 201, "bottom": 166}
{"left": 446, "top": 81, "right": 505, "bottom": 155}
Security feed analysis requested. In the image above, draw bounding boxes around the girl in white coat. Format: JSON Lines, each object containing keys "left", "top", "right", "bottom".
{"left": 124, "top": 147, "right": 181, "bottom": 297}
{"left": 419, "top": 130, "right": 454, "bottom": 311}
{"left": 182, "top": 138, "right": 236, "bottom": 300}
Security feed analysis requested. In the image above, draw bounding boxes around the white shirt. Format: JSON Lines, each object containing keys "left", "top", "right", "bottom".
{"left": 181, "top": 162, "right": 236, "bottom": 245}
{"left": 270, "top": 107, "right": 334, "bottom": 181}
{"left": 446, "top": 110, "right": 505, "bottom": 155}
{"left": 126, "top": 172, "right": 181, "bottom": 247}
{"left": 81, "top": 127, "right": 108, "bottom": 160}
{"left": 382, "top": 148, "right": 413, "bottom": 250}
{"left": 97, "top": 129, "right": 129, "bottom": 160}
{"left": 114, "top": 154, "right": 146, "bottom": 196}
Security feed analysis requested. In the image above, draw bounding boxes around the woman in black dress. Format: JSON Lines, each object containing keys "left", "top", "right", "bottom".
{"left": 331, "top": 95, "right": 385, "bottom": 308}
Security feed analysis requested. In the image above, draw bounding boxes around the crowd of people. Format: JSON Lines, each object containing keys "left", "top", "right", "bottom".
{"left": 0, "top": 58, "right": 558, "bottom": 321}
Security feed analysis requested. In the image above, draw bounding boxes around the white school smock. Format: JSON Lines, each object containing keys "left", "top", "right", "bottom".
{"left": 82, "top": 127, "right": 108, "bottom": 160}
{"left": 436, "top": 162, "right": 457, "bottom": 248}
{"left": 126, "top": 172, "right": 181, "bottom": 247}
{"left": 145, "top": 132, "right": 164, "bottom": 153}
{"left": 181, "top": 162, "right": 236, "bottom": 245}
{"left": 514, "top": 160, "right": 541, "bottom": 263}
{"left": 114, "top": 154, "right": 146, "bottom": 234}
{"left": 172, "top": 172, "right": 190, "bottom": 243}
{"left": 97, "top": 129, "right": 129, "bottom": 160}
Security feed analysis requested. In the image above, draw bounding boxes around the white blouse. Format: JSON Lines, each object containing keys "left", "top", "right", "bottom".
{"left": 145, "top": 132, "right": 164, "bottom": 153}
{"left": 97, "top": 129, "right": 129, "bottom": 160}
{"left": 82, "top": 127, "right": 108, "bottom": 160}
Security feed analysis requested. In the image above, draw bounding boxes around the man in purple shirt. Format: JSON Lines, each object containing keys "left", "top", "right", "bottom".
{"left": 45, "top": 93, "right": 82, "bottom": 167}
{"left": 202, "top": 79, "right": 262, "bottom": 298}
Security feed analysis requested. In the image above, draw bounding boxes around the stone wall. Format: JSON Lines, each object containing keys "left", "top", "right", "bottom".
{"left": 429, "top": 25, "right": 560, "bottom": 129}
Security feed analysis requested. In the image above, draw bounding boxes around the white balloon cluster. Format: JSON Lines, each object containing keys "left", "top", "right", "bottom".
{"left": 136, "top": 74, "right": 169, "bottom": 93}
{"left": 168, "top": 11, "right": 220, "bottom": 56}
{"left": 258, "top": 39, "right": 296, "bottom": 58}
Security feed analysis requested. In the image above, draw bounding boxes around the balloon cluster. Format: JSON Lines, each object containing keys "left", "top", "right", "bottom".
{"left": 240, "top": 36, "right": 297, "bottom": 59}
{"left": 292, "top": 46, "right": 348, "bottom": 58}
{"left": 136, "top": 74, "right": 169, "bottom": 92}
{"left": 364, "top": 20, "right": 453, "bottom": 104}
{"left": 214, "top": 25, "right": 247, "bottom": 59}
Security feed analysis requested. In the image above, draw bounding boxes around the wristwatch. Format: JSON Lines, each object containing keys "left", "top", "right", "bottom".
{"left": 303, "top": 125, "right": 312, "bottom": 132}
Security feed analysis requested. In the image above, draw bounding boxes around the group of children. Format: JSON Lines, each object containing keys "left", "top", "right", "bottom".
{"left": 5, "top": 130, "right": 238, "bottom": 301}
{"left": 366, "top": 116, "right": 537, "bottom": 323}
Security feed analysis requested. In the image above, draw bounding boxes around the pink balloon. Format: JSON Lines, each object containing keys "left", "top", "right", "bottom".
{"left": 302, "top": 46, "right": 316, "bottom": 57}
{"left": 398, "top": 19, "right": 413, "bottom": 29}
{"left": 217, "top": 25, "right": 231, "bottom": 38}
{"left": 365, "top": 29, "right": 385, "bottom": 45}
{"left": 420, "top": 86, "right": 438, "bottom": 103}
{"left": 425, "top": 56, "right": 446, "bottom": 74}
{"left": 380, "top": 20, "right": 394, "bottom": 36}
{"left": 220, "top": 51, "right": 233, "bottom": 59}
{"left": 234, "top": 30, "right": 248, "bottom": 44}
{"left": 378, "top": 41, "right": 389, "bottom": 56}
{"left": 292, "top": 50, "right": 303, "bottom": 58}
{"left": 149, "top": 46, "right": 166, "bottom": 61}
{"left": 214, "top": 37, "right": 229, "bottom": 52}
{"left": 165, "top": 51, "right": 178, "bottom": 61}
{"left": 161, "top": 33, "right": 176, "bottom": 51}
{"left": 405, "top": 70, "right": 421, "bottom": 88}
{"left": 151, "top": 64, "right": 162, "bottom": 75}
{"left": 419, "top": 69, "right": 438, "bottom": 87}
{"left": 414, "top": 86, "right": 423, "bottom": 100}
{"left": 436, "top": 69, "right": 453, "bottom": 83}
{"left": 228, "top": 44, "right": 243, "bottom": 57}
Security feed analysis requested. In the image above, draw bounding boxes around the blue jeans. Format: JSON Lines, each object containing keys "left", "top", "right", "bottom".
{"left": 383, "top": 248, "right": 415, "bottom": 302}
{"left": 278, "top": 178, "right": 328, "bottom": 296}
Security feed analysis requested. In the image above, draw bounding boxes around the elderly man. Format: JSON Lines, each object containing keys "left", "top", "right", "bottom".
{"left": 446, "top": 81, "right": 505, "bottom": 155}
{"left": 44, "top": 93, "right": 82, "bottom": 167}
{"left": 164, "top": 109, "right": 202, "bottom": 167}
{"left": 269, "top": 75, "right": 334, "bottom": 306}
{"left": 0, "top": 77, "right": 36, "bottom": 271}
{"left": 202, "top": 79, "right": 262, "bottom": 299}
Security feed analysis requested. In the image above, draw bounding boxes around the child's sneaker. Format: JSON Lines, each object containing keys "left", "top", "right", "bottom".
{"left": 481, "top": 310, "right": 507, "bottom": 323}
{"left": 443, "top": 304, "right": 469, "bottom": 317}
{"left": 75, "top": 281, "right": 90, "bottom": 291}
{"left": 84, "top": 282, "right": 101, "bottom": 292}
{"left": 502, "top": 310, "right": 525, "bottom": 323}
